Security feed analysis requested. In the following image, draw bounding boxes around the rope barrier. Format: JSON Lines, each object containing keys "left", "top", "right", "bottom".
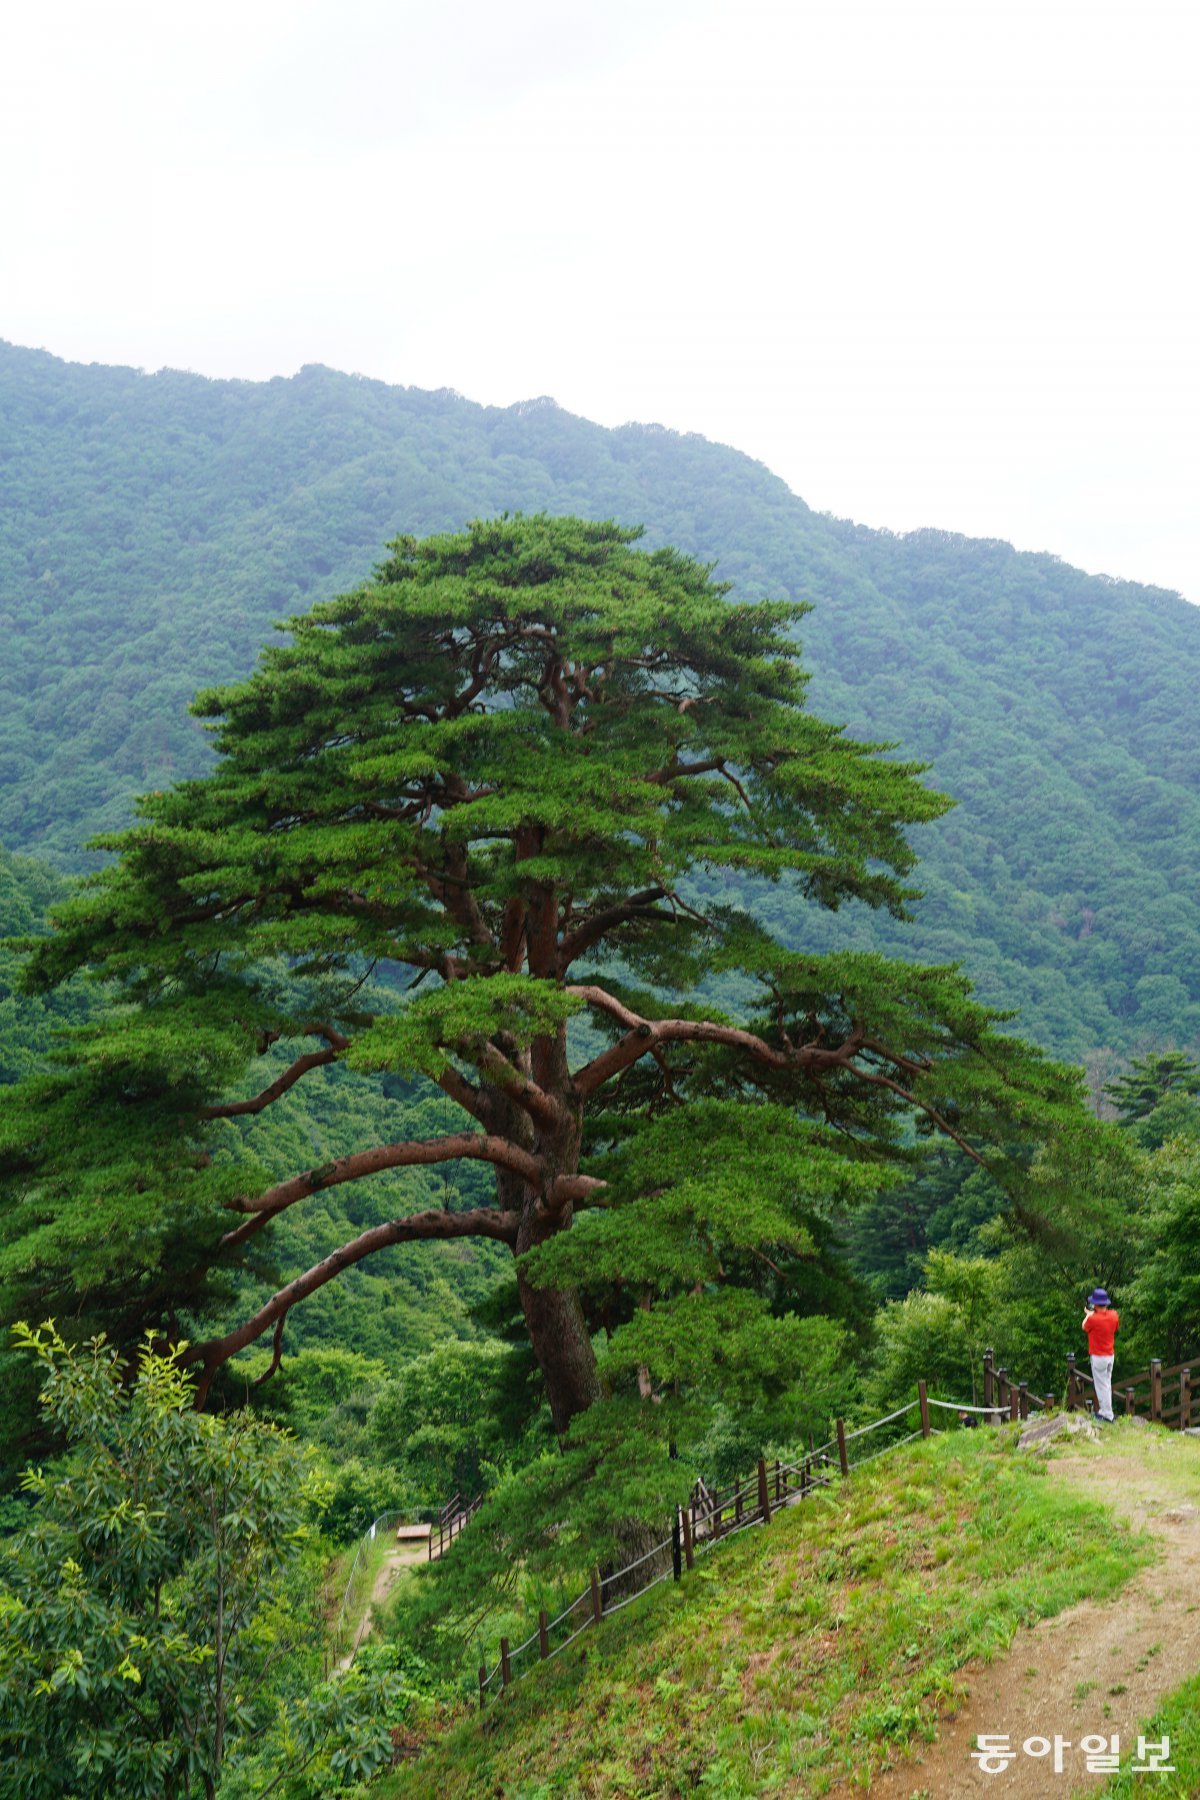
{"left": 602, "top": 1565, "right": 676, "bottom": 1615}
{"left": 926, "top": 1398, "right": 1006, "bottom": 1414}
{"left": 602, "top": 1531, "right": 676, "bottom": 1587}
{"left": 541, "top": 1589, "right": 591, "bottom": 1636}
{"left": 842, "top": 1402, "right": 918, "bottom": 1441}
{"left": 850, "top": 1428, "right": 924, "bottom": 1468}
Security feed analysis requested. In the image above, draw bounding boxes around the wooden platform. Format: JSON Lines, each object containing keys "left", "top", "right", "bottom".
{"left": 395, "top": 1523, "right": 432, "bottom": 1543}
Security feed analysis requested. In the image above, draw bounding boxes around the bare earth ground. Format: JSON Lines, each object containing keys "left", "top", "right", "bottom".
{"left": 865, "top": 1433, "right": 1200, "bottom": 1798}
{"left": 339, "top": 1537, "right": 428, "bottom": 1669}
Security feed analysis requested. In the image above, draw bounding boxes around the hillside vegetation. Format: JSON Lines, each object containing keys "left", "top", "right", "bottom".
{"left": 387, "top": 1424, "right": 1200, "bottom": 1799}
{"left": 4, "top": 340, "right": 1200, "bottom": 1060}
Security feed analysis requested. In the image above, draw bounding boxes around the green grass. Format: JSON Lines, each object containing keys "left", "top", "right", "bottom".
{"left": 383, "top": 1430, "right": 1151, "bottom": 1798}
{"left": 1095, "top": 1669, "right": 1200, "bottom": 1800}
{"left": 330, "top": 1528, "right": 398, "bottom": 1658}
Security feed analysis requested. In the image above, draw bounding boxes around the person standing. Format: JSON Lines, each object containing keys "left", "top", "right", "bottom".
{"left": 1082, "top": 1288, "right": 1119, "bottom": 1422}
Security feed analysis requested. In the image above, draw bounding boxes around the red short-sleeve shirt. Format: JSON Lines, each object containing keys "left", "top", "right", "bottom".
{"left": 1083, "top": 1308, "right": 1119, "bottom": 1357}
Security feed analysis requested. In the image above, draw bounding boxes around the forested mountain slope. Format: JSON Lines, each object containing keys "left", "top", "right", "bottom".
{"left": 3, "top": 337, "right": 1198, "bottom": 1059}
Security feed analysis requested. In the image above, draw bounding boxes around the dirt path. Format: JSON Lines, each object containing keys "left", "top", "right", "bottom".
{"left": 866, "top": 1431, "right": 1200, "bottom": 1798}
{"left": 338, "top": 1538, "right": 429, "bottom": 1669}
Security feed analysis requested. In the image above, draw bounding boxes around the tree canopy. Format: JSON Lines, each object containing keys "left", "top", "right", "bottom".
{"left": 4, "top": 515, "right": 1080, "bottom": 1465}
{"left": 0, "top": 1325, "right": 408, "bottom": 1798}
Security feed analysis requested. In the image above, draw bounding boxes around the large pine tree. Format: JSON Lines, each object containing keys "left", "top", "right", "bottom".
{"left": 5, "top": 516, "right": 1077, "bottom": 1438}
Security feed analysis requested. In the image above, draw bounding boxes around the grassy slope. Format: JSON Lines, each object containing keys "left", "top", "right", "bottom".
{"left": 387, "top": 1431, "right": 1152, "bottom": 1798}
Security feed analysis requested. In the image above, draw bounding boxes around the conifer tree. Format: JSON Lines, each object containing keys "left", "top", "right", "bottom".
{"left": 4, "top": 516, "right": 1079, "bottom": 1440}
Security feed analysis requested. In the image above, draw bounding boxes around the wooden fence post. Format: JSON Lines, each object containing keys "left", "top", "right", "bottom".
{"left": 538, "top": 1609, "right": 549, "bottom": 1659}
{"left": 590, "top": 1567, "right": 603, "bottom": 1626}
{"left": 1045, "top": 1393, "right": 1057, "bottom": 1412}
{"left": 836, "top": 1418, "right": 849, "bottom": 1476}
{"left": 1151, "top": 1359, "right": 1163, "bottom": 1423}
{"left": 1180, "top": 1369, "right": 1191, "bottom": 1432}
{"left": 1066, "top": 1353, "right": 1077, "bottom": 1412}
{"left": 775, "top": 1457, "right": 782, "bottom": 1503}
{"left": 757, "top": 1458, "right": 772, "bottom": 1524}
{"left": 997, "top": 1367, "right": 1009, "bottom": 1414}
{"left": 983, "top": 1348, "right": 994, "bottom": 1412}
{"left": 500, "top": 1638, "right": 511, "bottom": 1689}
{"left": 681, "top": 1505, "right": 694, "bottom": 1570}
{"left": 1124, "top": 1386, "right": 1136, "bottom": 1417}
{"left": 917, "top": 1379, "right": 930, "bottom": 1439}
{"left": 1018, "top": 1382, "right": 1029, "bottom": 1421}
{"left": 479, "top": 1664, "right": 487, "bottom": 1708}
{"left": 1009, "top": 1383, "right": 1019, "bottom": 1424}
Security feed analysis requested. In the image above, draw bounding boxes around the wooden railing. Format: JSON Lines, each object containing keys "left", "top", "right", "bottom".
{"left": 428, "top": 1489, "right": 484, "bottom": 1561}
{"left": 1065, "top": 1352, "right": 1196, "bottom": 1429}
{"left": 982, "top": 1349, "right": 1055, "bottom": 1422}
{"left": 982, "top": 1345, "right": 1199, "bottom": 1431}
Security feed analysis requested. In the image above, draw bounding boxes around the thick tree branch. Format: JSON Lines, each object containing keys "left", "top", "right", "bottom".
{"left": 558, "top": 887, "right": 670, "bottom": 968}
{"left": 184, "top": 1206, "right": 522, "bottom": 1401}
{"left": 568, "top": 986, "right": 797, "bottom": 1097}
{"left": 645, "top": 757, "right": 724, "bottom": 787}
{"left": 568, "top": 988, "right": 986, "bottom": 1168}
{"left": 435, "top": 1062, "right": 489, "bottom": 1123}
{"left": 471, "top": 1039, "right": 568, "bottom": 1130}
{"left": 220, "top": 1131, "right": 542, "bottom": 1234}
{"left": 199, "top": 1025, "right": 350, "bottom": 1120}
{"left": 546, "top": 1171, "right": 606, "bottom": 1208}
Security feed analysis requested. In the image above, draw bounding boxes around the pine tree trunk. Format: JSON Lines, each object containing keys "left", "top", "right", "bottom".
{"left": 513, "top": 1190, "right": 604, "bottom": 1434}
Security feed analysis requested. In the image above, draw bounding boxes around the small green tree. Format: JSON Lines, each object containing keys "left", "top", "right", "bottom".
{"left": 0, "top": 1326, "right": 394, "bottom": 1798}
{"left": 866, "top": 1292, "right": 971, "bottom": 1405}
{"left": 923, "top": 1249, "right": 1000, "bottom": 1404}
{"left": 369, "top": 1340, "right": 514, "bottom": 1503}
{"left": 1104, "top": 1049, "right": 1200, "bottom": 1123}
{"left": 1125, "top": 1137, "right": 1200, "bottom": 1366}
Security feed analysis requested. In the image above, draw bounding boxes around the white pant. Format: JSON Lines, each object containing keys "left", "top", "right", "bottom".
{"left": 1091, "top": 1356, "right": 1115, "bottom": 1420}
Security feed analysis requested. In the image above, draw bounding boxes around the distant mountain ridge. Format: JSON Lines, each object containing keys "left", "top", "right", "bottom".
{"left": 2, "top": 337, "right": 1198, "bottom": 1062}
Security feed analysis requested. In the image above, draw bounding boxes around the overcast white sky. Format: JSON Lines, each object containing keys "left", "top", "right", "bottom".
{"left": 4, "top": 0, "right": 1199, "bottom": 597}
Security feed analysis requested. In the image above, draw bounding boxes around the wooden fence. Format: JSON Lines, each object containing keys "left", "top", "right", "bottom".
{"left": 429, "top": 1490, "right": 484, "bottom": 1561}
{"left": 980, "top": 1346, "right": 1200, "bottom": 1430}
{"left": 1063, "top": 1351, "right": 1197, "bottom": 1429}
